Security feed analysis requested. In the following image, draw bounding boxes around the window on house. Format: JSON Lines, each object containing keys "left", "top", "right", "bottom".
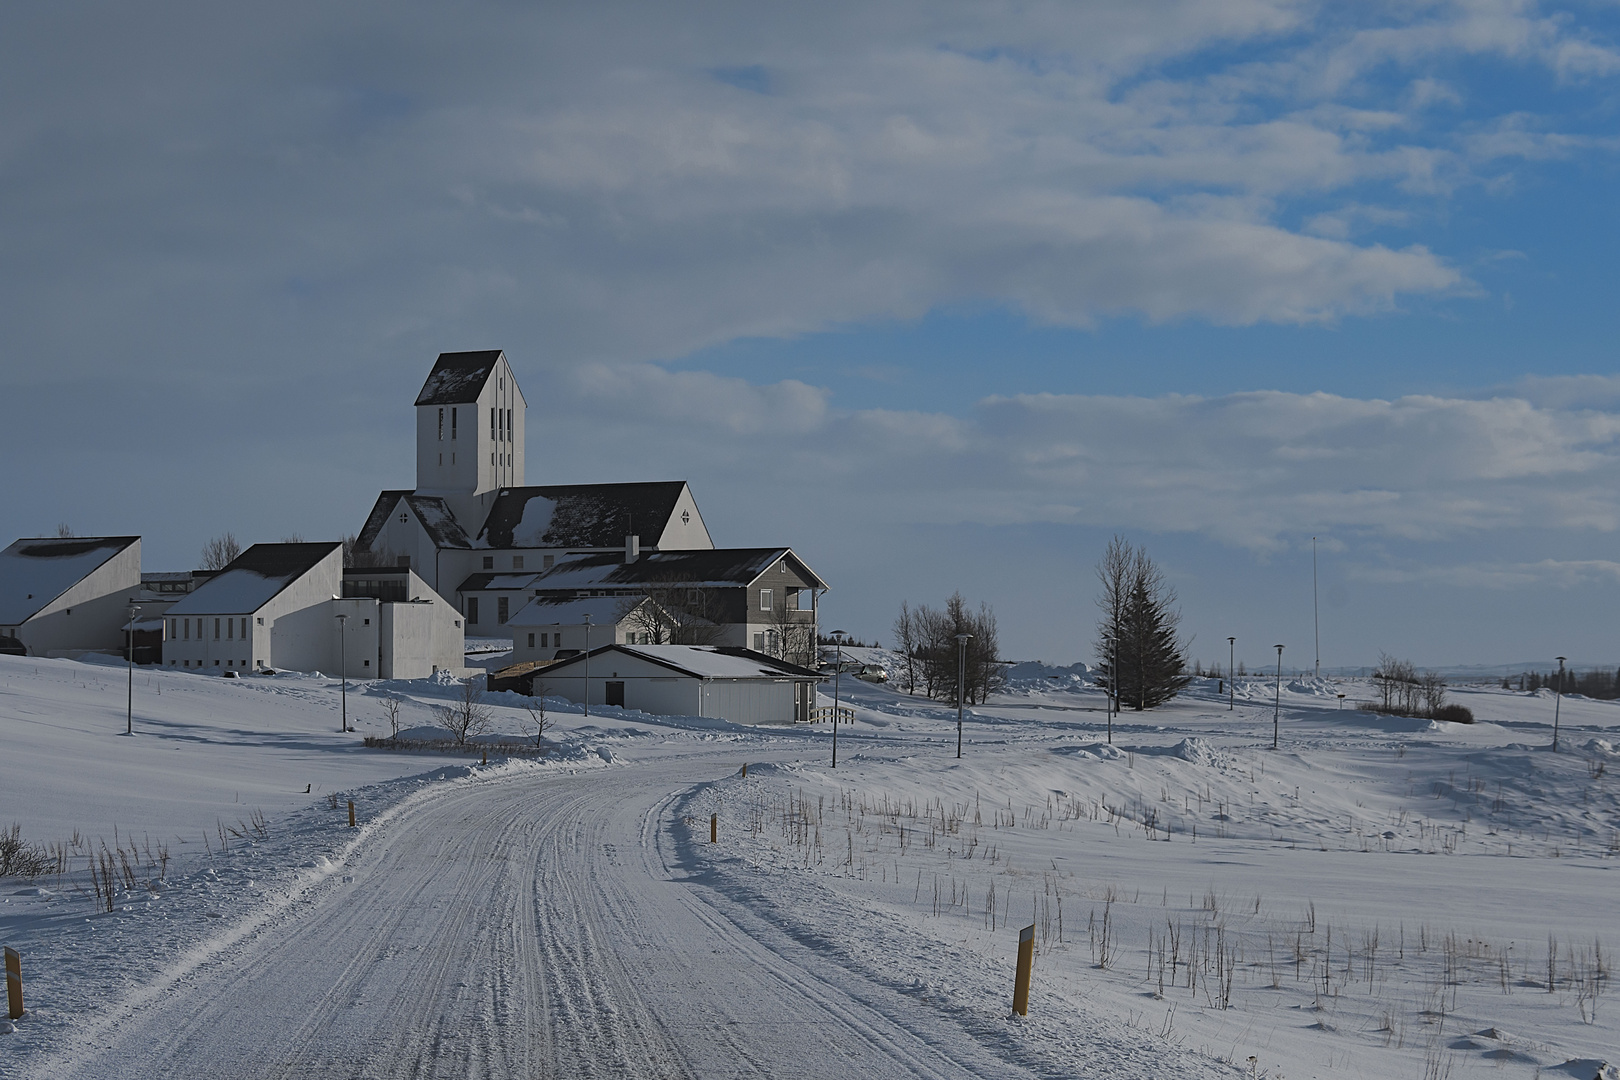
{"left": 491, "top": 453, "right": 496, "bottom": 466}
{"left": 605, "top": 681, "right": 625, "bottom": 707}
{"left": 240, "top": 618, "right": 247, "bottom": 638}
{"left": 183, "top": 619, "right": 190, "bottom": 640}
{"left": 438, "top": 453, "right": 442, "bottom": 466}
{"left": 364, "top": 659, "right": 370, "bottom": 667}
{"left": 540, "top": 633, "right": 549, "bottom": 647}
{"left": 451, "top": 407, "right": 458, "bottom": 439}
{"left": 214, "top": 618, "right": 221, "bottom": 639}
{"left": 753, "top": 633, "right": 765, "bottom": 650}
{"left": 512, "top": 556, "right": 524, "bottom": 570}
{"left": 397, "top": 555, "right": 410, "bottom": 567}
{"left": 227, "top": 619, "right": 233, "bottom": 640}
{"left": 527, "top": 633, "right": 535, "bottom": 648}
{"left": 506, "top": 409, "right": 512, "bottom": 440}
{"left": 497, "top": 596, "right": 509, "bottom": 624}
{"left": 787, "top": 589, "right": 800, "bottom": 611}
{"left": 363, "top": 618, "right": 370, "bottom": 626}
{"left": 438, "top": 407, "right": 444, "bottom": 440}
{"left": 483, "top": 556, "right": 494, "bottom": 570}
{"left": 491, "top": 408, "right": 496, "bottom": 440}
{"left": 257, "top": 617, "right": 264, "bottom": 625}
{"left": 466, "top": 597, "right": 479, "bottom": 624}
{"left": 760, "top": 589, "right": 772, "bottom": 611}
{"left": 543, "top": 554, "right": 554, "bottom": 569}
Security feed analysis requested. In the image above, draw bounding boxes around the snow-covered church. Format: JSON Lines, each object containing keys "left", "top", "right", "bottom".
{"left": 353, "top": 351, "right": 826, "bottom": 659}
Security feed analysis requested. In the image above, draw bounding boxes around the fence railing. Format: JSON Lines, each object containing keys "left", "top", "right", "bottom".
{"left": 805, "top": 705, "right": 854, "bottom": 724}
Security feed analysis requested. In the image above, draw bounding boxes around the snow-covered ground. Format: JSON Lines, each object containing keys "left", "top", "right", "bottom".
{"left": 1, "top": 652, "right": 1615, "bottom": 1077}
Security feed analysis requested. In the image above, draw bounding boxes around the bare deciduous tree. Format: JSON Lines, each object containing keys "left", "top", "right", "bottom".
{"left": 200, "top": 533, "right": 242, "bottom": 570}
{"left": 343, "top": 534, "right": 390, "bottom": 569}
{"left": 380, "top": 695, "right": 403, "bottom": 740}
{"left": 55, "top": 523, "right": 75, "bottom": 538}
{"left": 893, "top": 593, "right": 1003, "bottom": 705}
{"left": 892, "top": 601, "right": 919, "bottom": 695}
{"left": 521, "top": 689, "right": 550, "bottom": 749}
{"left": 435, "top": 681, "right": 493, "bottom": 746}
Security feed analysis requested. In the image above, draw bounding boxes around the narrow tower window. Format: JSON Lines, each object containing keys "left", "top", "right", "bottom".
{"left": 451, "top": 407, "right": 458, "bottom": 440}
{"left": 438, "top": 408, "right": 444, "bottom": 440}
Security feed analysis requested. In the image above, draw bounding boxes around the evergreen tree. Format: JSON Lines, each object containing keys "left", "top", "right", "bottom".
{"left": 1095, "top": 537, "right": 1190, "bottom": 710}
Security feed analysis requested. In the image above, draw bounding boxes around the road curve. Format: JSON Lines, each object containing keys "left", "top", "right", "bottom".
{"left": 34, "top": 754, "right": 1037, "bottom": 1079}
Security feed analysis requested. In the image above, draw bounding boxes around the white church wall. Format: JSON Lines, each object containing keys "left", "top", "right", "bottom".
{"left": 379, "top": 593, "right": 464, "bottom": 679}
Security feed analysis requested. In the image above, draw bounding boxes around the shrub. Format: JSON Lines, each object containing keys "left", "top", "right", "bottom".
{"left": 1433, "top": 704, "right": 1474, "bottom": 724}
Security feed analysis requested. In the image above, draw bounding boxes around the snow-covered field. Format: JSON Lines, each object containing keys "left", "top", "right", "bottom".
{"left": 1, "top": 651, "right": 1616, "bottom": 1078}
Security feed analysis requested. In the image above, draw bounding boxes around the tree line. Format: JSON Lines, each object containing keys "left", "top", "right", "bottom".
{"left": 891, "top": 593, "right": 1003, "bottom": 704}
{"left": 1505, "top": 667, "right": 1620, "bottom": 699}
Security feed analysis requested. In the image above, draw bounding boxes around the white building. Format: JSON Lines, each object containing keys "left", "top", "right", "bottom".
{"left": 539, "top": 644, "right": 820, "bottom": 724}
{"left": 505, "top": 595, "right": 666, "bottom": 665}
{"left": 162, "top": 543, "right": 464, "bottom": 678}
{"left": 0, "top": 536, "right": 142, "bottom": 657}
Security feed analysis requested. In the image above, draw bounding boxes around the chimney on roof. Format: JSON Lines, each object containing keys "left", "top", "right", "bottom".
{"left": 624, "top": 535, "right": 640, "bottom": 563}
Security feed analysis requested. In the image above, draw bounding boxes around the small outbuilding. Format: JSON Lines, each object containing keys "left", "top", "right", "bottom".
{"left": 537, "top": 643, "right": 820, "bottom": 725}
{"left": 505, "top": 594, "right": 667, "bottom": 664}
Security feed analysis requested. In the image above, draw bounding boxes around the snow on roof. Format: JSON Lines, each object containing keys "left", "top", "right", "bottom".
{"left": 414, "top": 350, "right": 503, "bottom": 406}
{"left": 547, "top": 643, "right": 819, "bottom": 681}
{"left": 0, "top": 536, "right": 139, "bottom": 625}
{"left": 507, "top": 595, "right": 649, "bottom": 627}
{"left": 355, "top": 492, "right": 473, "bottom": 553}
{"left": 476, "top": 482, "right": 691, "bottom": 549}
{"left": 166, "top": 542, "right": 340, "bottom": 616}
{"left": 532, "top": 547, "right": 825, "bottom": 591}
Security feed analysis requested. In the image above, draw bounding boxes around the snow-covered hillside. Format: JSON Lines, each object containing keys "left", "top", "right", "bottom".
{"left": 2, "top": 654, "right": 1616, "bottom": 1078}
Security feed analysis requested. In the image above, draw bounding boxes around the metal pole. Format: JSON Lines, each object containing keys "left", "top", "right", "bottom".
{"left": 583, "top": 613, "right": 591, "bottom": 718}
{"left": 831, "top": 630, "right": 844, "bottom": 768}
{"left": 956, "top": 633, "right": 971, "bottom": 759}
{"left": 1553, "top": 656, "right": 1565, "bottom": 751}
{"left": 336, "top": 612, "right": 347, "bottom": 732}
{"left": 1312, "top": 537, "right": 1320, "bottom": 680}
{"left": 1227, "top": 636, "right": 1235, "bottom": 711}
{"left": 126, "top": 601, "right": 136, "bottom": 736}
{"left": 1272, "top": 644, "right": 1284, "bottom": 750}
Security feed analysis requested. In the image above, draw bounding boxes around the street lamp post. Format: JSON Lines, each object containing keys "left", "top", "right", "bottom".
{"left": 126, "top": 601, "right": 137, "bottom": 736}
{"left": 1553, "top": 655, "right": 1566, "bottom": 751}
{"left": 335, "top": 612, "right": 348, "bottom": 733}
{"left": 583, "top": 613, "right": 592, "bottom": 718}
{"left": 1227, "top": 636, "right": 1235, "bottom": 711}
{"left": 1312, "top": 536, "right": 1321, "bottom": 681}
{"left": 955, "top": 633, "right": 972, "bottom": 759}
{"left": 830, "top": 629, "right": 846, "bottom": 768}
{"left": 1272, "top": 644, "right": 1284, "bottom": 750}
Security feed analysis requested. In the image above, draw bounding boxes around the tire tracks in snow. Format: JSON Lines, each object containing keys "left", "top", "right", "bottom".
{"left": 27, "top": 753, "right": 1042, "bottom": 1079}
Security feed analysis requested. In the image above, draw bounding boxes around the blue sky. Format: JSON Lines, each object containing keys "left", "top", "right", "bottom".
{"left": 4, "top": 2, "right": 1620, "bottom": 670}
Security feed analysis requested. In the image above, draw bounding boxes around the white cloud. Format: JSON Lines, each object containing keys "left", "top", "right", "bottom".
{"left": 533, "top": 365, "right": 1620, "bottom": 553}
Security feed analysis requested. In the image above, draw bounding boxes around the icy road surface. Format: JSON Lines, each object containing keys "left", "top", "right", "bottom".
{"left": 34, "top": 753, "right": 1038, "bottom": 1080}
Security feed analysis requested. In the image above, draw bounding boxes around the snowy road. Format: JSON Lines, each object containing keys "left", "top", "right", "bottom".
{"left": 33, "top": 753, "right": 1039, "bottom": 1080}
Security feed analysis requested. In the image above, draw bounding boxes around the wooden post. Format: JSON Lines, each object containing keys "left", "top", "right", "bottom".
{"left": 1012, "top": 924, "right": 1034, "bottom": 1016}
{"left": 710, "top": 813, "right": 717, "bottom": 844}
{"left": 348, "top": 800, "right": 356, "bottom": 828}
{"left": 481, "top": 747, "right": 487, "bottom": 766}
{"left": 741, "top": 763, "right": 747, "bottom": 778}
{"left": 5, "top": 946, "right": 21, "bottom": 1020}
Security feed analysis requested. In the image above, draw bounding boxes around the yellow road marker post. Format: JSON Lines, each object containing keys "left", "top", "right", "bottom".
{"left": 1012, "top": 924, "right": 1035, "bottom": 1016}
{"left": 710, "top": 813, "right": 717, "bottom": 844}
{"left": 741, "top": 763, "right": 747, "bottom": 778}
{"left": 348, "top": 800, "right": 356, "bottom": 828}
{"left": 5, "top": 946, "right": 22, "bottom": 1020}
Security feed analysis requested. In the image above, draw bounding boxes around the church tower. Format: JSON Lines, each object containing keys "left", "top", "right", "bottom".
{"left": 413, "top": 350, "right": 526, "bottom": 529}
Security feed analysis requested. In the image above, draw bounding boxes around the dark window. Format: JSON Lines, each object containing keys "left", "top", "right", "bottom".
{"left": 497, "top": 596, "right": 509, "bottom": 624}
{"left": 605, "top": 681, "right": 625, "bottom": 707}
{"left": 396, "top": 555, "right": 411, "bottom": 567}
{"left": 438, "top": 407, "right": 444, "bottom": 440}
{"left": 466, "top": 597, "right": 479, "bottom": 624}
{"left": 527, "top": 633, "right": 535, "bottom": 648}
{"left": 451, "top": 407, "right": 457, "bottom": 439}
{"left": 512, "top": 556, "right": 524, "bottom": 569}
{"left": 483, "top": 556, "right": 494, "bottom": 569}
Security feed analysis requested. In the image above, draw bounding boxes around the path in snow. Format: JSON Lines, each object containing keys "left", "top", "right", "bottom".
{"left": 30, "top": 753, "right": 1041, "bottom": 1080}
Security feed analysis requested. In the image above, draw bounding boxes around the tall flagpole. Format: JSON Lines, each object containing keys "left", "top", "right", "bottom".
{"left": 1312, "top": 537, "right": 1320, "bottom": 681}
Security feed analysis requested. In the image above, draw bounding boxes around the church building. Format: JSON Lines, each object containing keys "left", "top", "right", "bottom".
{"left": 352, "top": 351, "right": 826, "bottom": 659}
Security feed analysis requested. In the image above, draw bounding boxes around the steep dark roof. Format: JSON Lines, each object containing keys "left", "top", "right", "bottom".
{"left": 477, "top": 482, "right": 690, "bottom": 550}
{"left": 529, "top": 547, "right": 827, "bottom": 590}
{"left": 165, "top": 542, "right": 341, "bottom": 616}
{"left": 415, "top": 350, "right": 504, "bottom": 406}
{"left": 355, "top": 491, "right": 473, "bottom": 552}
{"left": 219, "top": 541, "right": 342, "bottom": 579}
